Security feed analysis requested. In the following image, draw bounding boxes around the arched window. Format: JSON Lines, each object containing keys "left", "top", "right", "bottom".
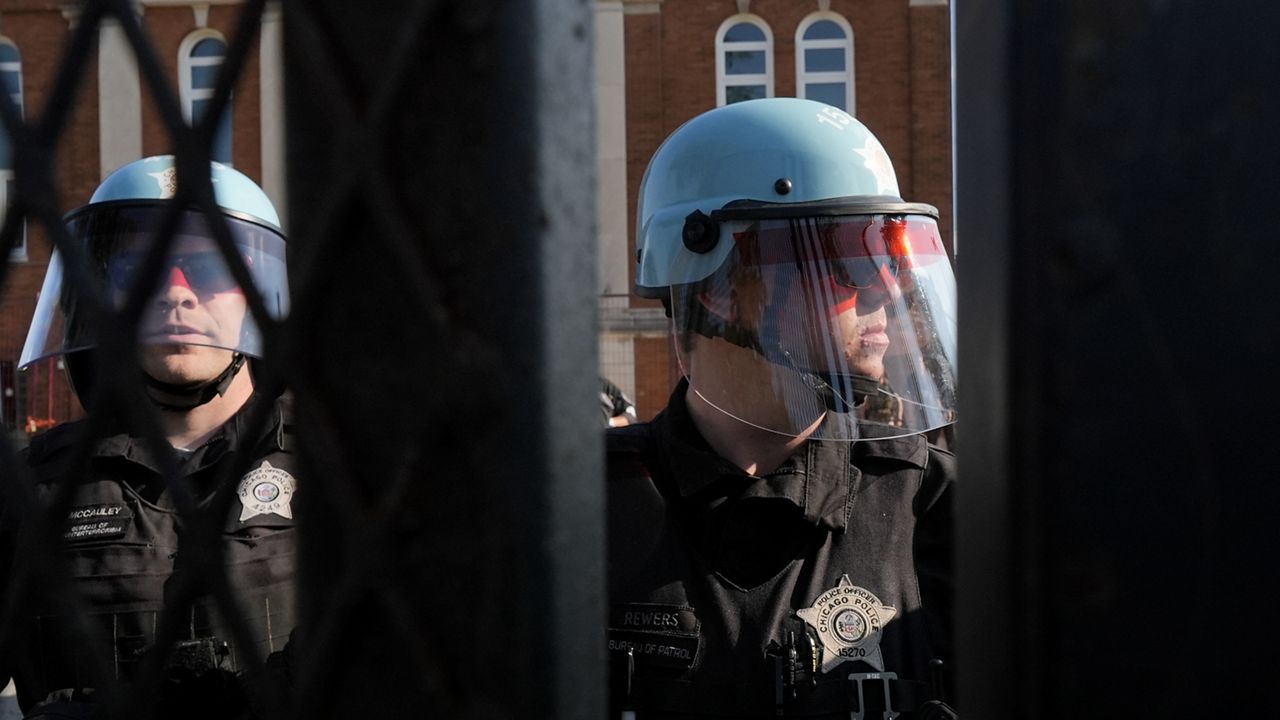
{"left": 715, "top": 15, "right": 773, "bottom": 107}
{"left": 179, "top": 31, "right": 233, "bottom": 164}
{"left": 795, "top": 13, "right": 854, "bottom": 113}
{"left": 0, "top": 38, "right": 24, "bottom": 260}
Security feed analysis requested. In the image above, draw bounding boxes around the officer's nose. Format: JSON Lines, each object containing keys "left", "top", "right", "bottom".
{"left": 856, "top": 263, "right": 902, "bottom": 312}
{"left": 157, "top": 265, "right": 197, "bottom": 308}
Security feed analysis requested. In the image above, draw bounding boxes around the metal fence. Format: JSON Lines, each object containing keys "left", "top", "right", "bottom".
{"left": 0, "top": 1, "right": 602, "bottom": 718}
{"left": 597, "top": 292, "right": 669, "bottom": 420}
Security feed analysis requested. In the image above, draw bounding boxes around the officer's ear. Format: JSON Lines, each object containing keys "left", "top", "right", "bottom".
{"left": 696, "top": 291, "right": 735, "bottom": 322}
{"left": 714, "top": 263, "right": 772, "bottom": 328}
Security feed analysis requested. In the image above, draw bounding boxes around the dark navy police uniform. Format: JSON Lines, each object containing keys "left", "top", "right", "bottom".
{"left": 608, "top": 381, "right": 954, "bottom": 718}
{"left": 0, "top": 393, "right": 298, "bottom": 717}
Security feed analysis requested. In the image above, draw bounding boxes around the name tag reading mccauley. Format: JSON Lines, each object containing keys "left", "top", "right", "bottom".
{"left": 63, "top": 503, "right": 133, "bottom": 542}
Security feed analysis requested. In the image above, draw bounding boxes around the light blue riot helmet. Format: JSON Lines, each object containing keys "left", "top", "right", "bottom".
{"left": 19, "top": 155, "right": 289, "bottom": 409}
{"left": 636, "top": 98, "right": 956, "bottom": 441}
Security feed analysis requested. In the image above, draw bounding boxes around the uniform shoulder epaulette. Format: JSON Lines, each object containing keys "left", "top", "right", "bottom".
{"left": 606, "top": 422, "right": 654, "bottom": 456}
{"left": 851, "top": 431, "right": 930, "bottom": 469}
{"left": 605, "top": 422, "right": 671, "bottom": 571}
{"left": 23, "top": 420, "right": 89, "bottom": 464}
{"left": 918, "top": 444, "right": 955, "bottom": 512}
{"left": 274, "top": 391, "right": 296, "bottom": 452}
{"left": 605, "top": 422, "right": 664, "bottom": 484}
{"left": 276, "top": 389, "right": 295, "bottom": 421}
{"left": 20, "top": 420, "right": 92, "bottom": 486}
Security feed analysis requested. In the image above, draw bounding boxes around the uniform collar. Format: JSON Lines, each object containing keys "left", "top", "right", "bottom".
{"left": 850, "top": 429, "right": 930, "bottom": 468}
{"left": 88, "top": 392, "right": 283, "bottom": 475}
{"left": 657, "top": 380, "right": 856, "bottom": 532}
{"left": 659, "top": 379, "right": 746, "bottom": 497}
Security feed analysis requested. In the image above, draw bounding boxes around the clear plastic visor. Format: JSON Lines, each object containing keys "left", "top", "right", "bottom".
{"left": 19, "top": 205, "right": 288, "bottom": 368}
{"left": 671, "top": 213, "right": 956, "bottom": 441}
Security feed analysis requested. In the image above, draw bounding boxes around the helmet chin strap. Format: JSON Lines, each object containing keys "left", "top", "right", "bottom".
{"left": 143, "top": 353, "right": 247, "bottom": 411}
{"left": 780, "top": 349, "right": 880, "bottom": 413}
{"left": 814, "top": 372, "right": 881, "bottom": 412}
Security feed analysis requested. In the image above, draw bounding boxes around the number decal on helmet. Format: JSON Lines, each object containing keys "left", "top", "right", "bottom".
{"left": 816, "top": 106, "right": 854, "bottom": 129}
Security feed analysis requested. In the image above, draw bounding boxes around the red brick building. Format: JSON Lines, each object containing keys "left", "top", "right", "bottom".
{"left": 0, "top": 0, "right": 951, "bottom": 435}
{"left": 596, "top": 0, "right": 953, "bottom": 419}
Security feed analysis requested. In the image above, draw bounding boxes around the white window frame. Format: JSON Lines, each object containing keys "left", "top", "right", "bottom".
{"left": 715, "top": 15, "right": 773, "bottom": 107}
{"left": 0, "top": 37, "right": 25, "bottom": 262}
{"left": 795, "top": 12, "right": 855, "bottom": 114}
{"left": 178, "top": 29, "right": 233, "bottom": 165}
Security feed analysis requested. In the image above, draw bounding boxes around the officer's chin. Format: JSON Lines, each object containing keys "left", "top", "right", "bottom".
{"left": 140, "top": 345, "right": 235, "bottom": 385}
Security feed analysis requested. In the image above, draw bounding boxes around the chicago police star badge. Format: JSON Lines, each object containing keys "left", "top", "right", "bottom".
{"left": 237, "top": 461, "right": 296, "bottom": 521}
{"left": 797, "top": 575, "right": 897, "bottom": 673}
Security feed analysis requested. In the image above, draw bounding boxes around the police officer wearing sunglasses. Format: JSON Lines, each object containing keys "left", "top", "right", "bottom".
{"left": 608, "top": 98, "right": 958, "bottom": 719}
{"left": 3, "top": 156, "right": 295, "bottom": 718}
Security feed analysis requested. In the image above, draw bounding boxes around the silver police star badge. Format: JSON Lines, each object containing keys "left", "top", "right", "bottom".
{"left": 237, "top": 461, "right": 296, "bottom": 521}
{"left": 797, "top": 575, "right": 897, "bottom": 673}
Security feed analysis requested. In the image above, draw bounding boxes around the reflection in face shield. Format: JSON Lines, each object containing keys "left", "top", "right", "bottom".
{"left": 19, "top": 204, "right": 290, "bottom": 373}
{"left": 671, "top": 212, "right": 956, "bottom": 441}
{"left": 109, "top": 251, "right": 245, "bottom": 296}
{"left": 775, "top": 217, "right": 909, "bottom": 383}
{"left": 829, "top": 219, "right": 909, "bottom": 290}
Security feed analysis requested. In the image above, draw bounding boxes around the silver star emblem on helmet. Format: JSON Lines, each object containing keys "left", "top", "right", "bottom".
{"left": 852, "top": 137, "right": 899, "bottom": 196}
{"left": 147, "top": 167, "right": 178, "bottom": 198}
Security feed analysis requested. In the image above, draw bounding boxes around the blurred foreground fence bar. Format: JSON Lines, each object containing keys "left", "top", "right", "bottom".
{"left": 956, "top": 0, "right": 1280, "bottom": 716}
{"left": 283, "top": 0, "right": 602, "bottom": 716}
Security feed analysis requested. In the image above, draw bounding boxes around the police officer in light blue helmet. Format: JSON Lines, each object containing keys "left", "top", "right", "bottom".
{"left": 6, "top": 156, "right": 299, "bottom": 718}
{"left": 607, "top": 99, "right": 959, "bottom": 718}
{"left": 20, "top": 155, "right": 289, "bottom": 409}
{"left": 635, "top": 98, "right": 957, "bottom": 441}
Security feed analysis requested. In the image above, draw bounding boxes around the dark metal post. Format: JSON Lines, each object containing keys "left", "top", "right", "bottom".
{"left": 283, "top": 1, "right": 602, "bottom": 716}
{"left": 956, "top": 0, "right": 1280, "bottom": 716}
{"left": 953, "top": 0, "right": 1016, "bottom": 715}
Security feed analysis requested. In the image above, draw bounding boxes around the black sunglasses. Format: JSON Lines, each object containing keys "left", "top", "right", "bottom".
{"left": 829, "top": 254, "right": 901, "bottom": 290}
{"left": 107, "top": 251, "right": 239, "bottom": 295}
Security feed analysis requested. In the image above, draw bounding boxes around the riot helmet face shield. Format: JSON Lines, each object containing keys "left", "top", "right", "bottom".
{"left": 19, "top": 202, "right": 289, "bottom": 369}
{"left": 670, "top": 205, "right": 956, "bottom": 441}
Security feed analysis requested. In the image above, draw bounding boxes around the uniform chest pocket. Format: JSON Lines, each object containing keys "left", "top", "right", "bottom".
{"left": 219, "top": 459, "right": 297, "bottom": 577}
{"left": 57, "top": 543, "right": 174, "bottom": 614}
{"left": 225, "top": 512, "right": 295, "bottom": 575}
{"left": 222, "top": 513, "right": 296, "bottom": 596}
{"left": 608, "top": 603, "right": 701, "bottom": 672}
{"left": 231, "top": 512, "right": 294, "bottom": 537}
